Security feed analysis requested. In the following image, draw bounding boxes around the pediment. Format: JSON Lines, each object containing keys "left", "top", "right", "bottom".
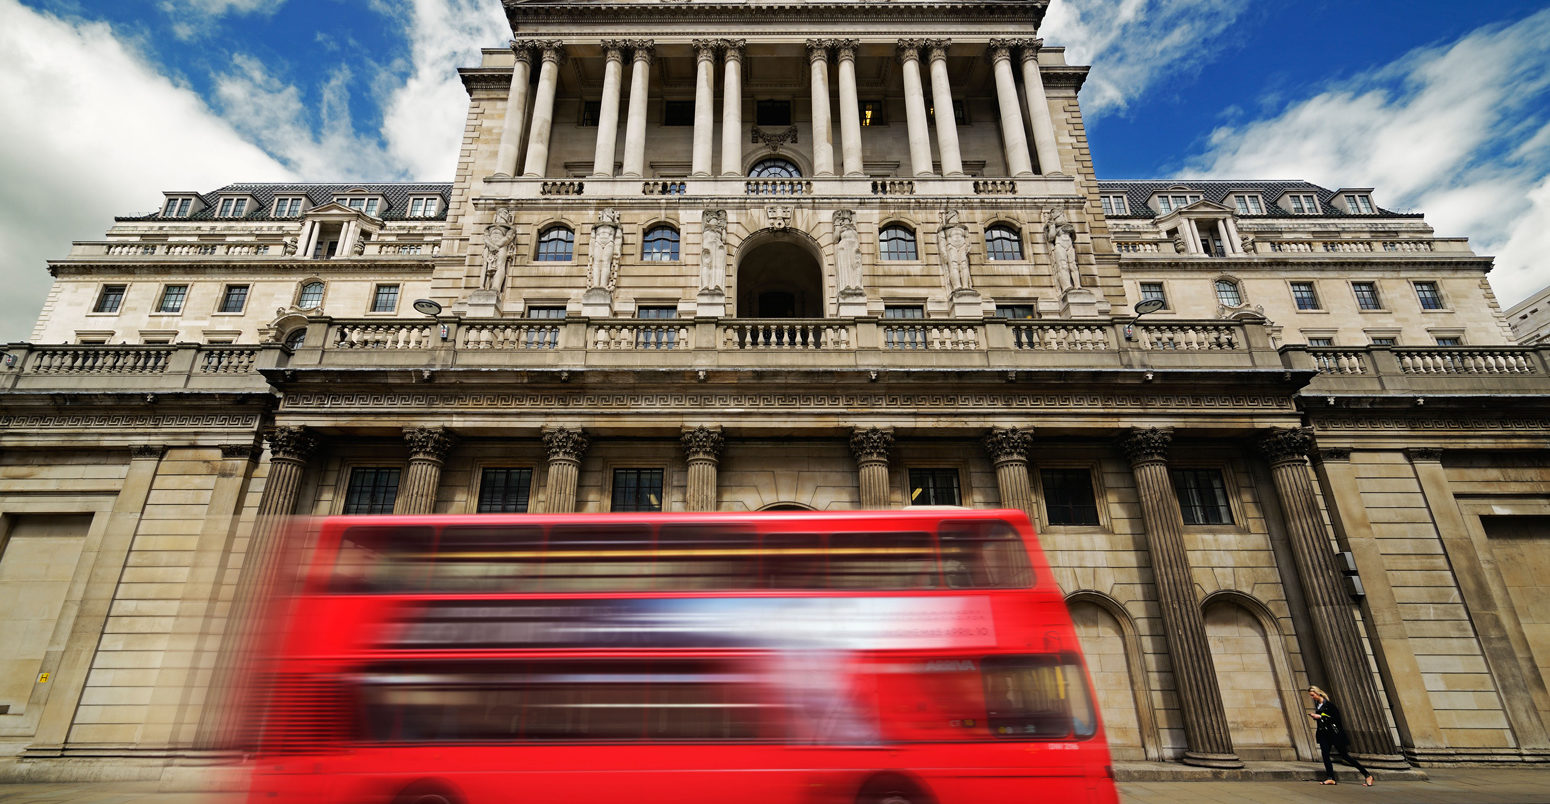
{"left": 302, "top": 202, "right": 380, "bottom": 222}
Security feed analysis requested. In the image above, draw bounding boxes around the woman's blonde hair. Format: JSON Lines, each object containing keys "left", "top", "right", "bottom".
{"left": 1308, "top": 685, "right": 1329, "bottom": 699}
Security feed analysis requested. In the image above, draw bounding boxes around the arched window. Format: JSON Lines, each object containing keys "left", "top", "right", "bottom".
{"left": 1215, "top": 279, "right": 1243, "bottom": 306}
{"left": 536, "top": 226, "right": 574, "bottom": 261}
{"left": 643, "top": 226, "right": 679, "bottom": 261}
{"left": 879, "top": 224, "right": 918, "bottom": 261}
{"left": 985, "top": 224, "right": 1023, "bottom": 260}
{"left": 283, "top": 329, "right": 306, "bottom": 350}
{"left": 749, "top": 158, "right": 801, "bottom": 178}
{"left": 296, "top": 281, "right": 324, "bottom": 309}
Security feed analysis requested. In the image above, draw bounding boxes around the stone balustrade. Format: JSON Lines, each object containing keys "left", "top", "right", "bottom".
{"left": 1289, "top": 345, "right": 1550, "bottom": 397}
{"left": 0, "top": 343, "right": 280, "bottom": 391}
{"left": 69, "top": 241, "right": 439, "bottom": 259}
{"left": 482, "top": 174, "right": 1079, "bottom": 200}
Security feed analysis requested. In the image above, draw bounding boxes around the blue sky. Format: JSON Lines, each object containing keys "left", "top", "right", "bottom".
{"left": 2, "top": 0, "right": 1548, "bottom": 341}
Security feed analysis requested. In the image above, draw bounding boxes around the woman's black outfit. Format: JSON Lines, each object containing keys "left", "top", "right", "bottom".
{"left": 1313, "top": 699, "right": 1370, "bottom": 782}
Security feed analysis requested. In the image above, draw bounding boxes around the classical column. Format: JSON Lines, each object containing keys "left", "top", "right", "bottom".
{"left": 807, "top": 39, "right": 836, "bottom": 177}
{"left": 1121, "top": 428, "right": 1242, "bottom": 768}
{"left": 521, "top": 41, "right": 565, "bottom": 178}
{"left": 494, "top": 41, "right": 535, "bottom": 177}
{"left": 720, "top": 39, "right": 745, "bottom": 176}
{"left": 988, "top": 39, "right": 1034, "bottom": 177}
{"left": 690, "top": 40, "right": 718, "bottom": 177}
{"left": 591, "top": 41, "right": 627, "bottom": 177}
{"left": 1222, "top": 217, "right": 1245, "bottom": 255}
{"left": 834, "top": 39, "right": 864, "bottom": 177}
{"left": 896, "top": 40, "right": 935, "bottom": 177}
{"left": 395, "top": 427, "right": 457, "bottom": 515}
{"left": 681, "top": 426, "right": 725, "bottom": 512}
{"left": 1216, "top": 219, "right": 1240, "bottom": 256}
{"left": 850, "top": 427, "right": 894, "bottom": 509}
{"left": 542, "top": 426, "right": 589, "bottom": 513}
{"left": 1260, "top": 428, "right": 1406, "bottom": 763}
{"left": 1018, "top": 39, "right": 1063, "bottom": 175}
{"left": 925, "top": 39, "right": 963, "bottom": 176}
{"left": 984, "top": 427, "right": 1035, "bottom": 520}
{"left": 621, "top": 40, "right": 655, "bottom": 178}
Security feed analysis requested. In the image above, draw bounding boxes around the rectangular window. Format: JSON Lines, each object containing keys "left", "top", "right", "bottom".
{"left": 163, "top": 198, "right": 193, "bottom": 217}
{"left": 1307, "top": 337, "right": 1334, "bottom": 347}
{"left": 1155, "top": 196, "right": 1172, "bottom": 214}
{"left": 663, "top": 100, "right": 695, "bottom": 126}
{"left": 995, "top": 304, "right": 1036, "bottom": 320}
{"left": 636, "top": 305, "right": 678, "bottom": 319}
{"left": 218, "top": 285, "right": 249, "bottom": 313}
{"left": 908, "top": 468, "right": 961, "bottom": 506}
{"left": 157, "top": 285, "right": 188, "bottom": 314}
{"left": 477, "top": 467, "right": 533, "bottom": 513}
{"left": 1345, "top": 194, "right": 1374, "bottom": 214}
{"left": 1435, "top": 336, "right": 1462, "bottom": 346}
{"left": 883, "top": 305, "right": 925, "bottom": 319}
{"left": 371, "top": 284, "right": 400, "bottom": 313}
{"left": 408, "top": 197, "right": 439, "bottom": 218}
{"left": 925, "top": 101, "right": 967, "bottom": 125}
{"left": 1352, "top": 281, "right": 1382, "bottom": 310}
{"left": 1290, "top": 281, "right": 1321, "bottom": 310}
{"left": 1370, "top": 336, "right": 1397, "bottom": 346}
{"left": 217, "top": 198, "right": 248, "bottom": 217}
{"left": 1171, "top": 468, "right": 1233, "bottom": 525}
{"left": 1139, "top": 282, "right": 1167, "bottom": 307}
{"left": 1100, "top": 195, "right": 1128, "bottom": 216}
{"left": 274, "top": 197, "right": 304, "bottom": 217}
{"left": 859, "top": 100, "right": 886, "bottom": 126}
{"left": 1041, "top": 469, "right": 1100, "bottom": 526}
{"left": 341, "top": 197, "right": 380, "bottom": 216}
{"left": 755, "top": 100, "right": 791, "bottom": 127}
{"left": 526, "top": 306, "right": 566, "bottom": 319}
{"left": 1414, "top": 281, "right": 1444, "bottom": 310}
{"left": 1234, "top": 195, "right": 1265, "bottom": 215}
{"left": 580, "top": 100, "right": 601, "bottom": 126}
{"left": 611, "top": 468, "right": 664, "bottom": 512}
{"left": 343, "top": 467, "right": 401, "bottom": 515}
{"left": 1288, "top": 194, "right": 1320, "bottom": 214}
{"left": 94, "top": 285, "right": 127, "bottom": 314}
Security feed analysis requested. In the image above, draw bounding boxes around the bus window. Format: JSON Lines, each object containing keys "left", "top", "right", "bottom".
{"left": 980, "top": 655, "right": 1097, "bottom": 740}
{"left": 759, "top": 532, "right": 828, "bottom": 588}
{"left": 427, "top": 525, "right": 545, "bottom": 592}
{"left": 940, "top": 519, "right": 1034, "bottom": 589}
{"left": 541, "top": 524, "right": 655, "bottom": 592}
{"left": 332, "top": 526, "right": 434, "bottom": 592}
{"left": 826, "top": 531, "right": 938, "bottom": 589}
{"left": 653, "top": 523, "right": 762, "bottom": 590}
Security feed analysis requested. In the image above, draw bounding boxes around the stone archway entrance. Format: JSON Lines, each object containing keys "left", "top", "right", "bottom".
{"left": 735, "top": 230, "right": 824, "bottom": 318}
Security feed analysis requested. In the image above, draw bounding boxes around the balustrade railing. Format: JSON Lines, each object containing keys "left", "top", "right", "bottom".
{"left": 591, "top": 322, "right": 691, "bottom": 351}
{"left": 332, "top": 322, "right": 433, "bottom": 350}
{"left": 882, "top": 324, "right": 980, "bottom": 351}
{"left": 1136, "top": 323, "right": 1241, "bottom": 351}
{"left": 721, "top": 321, "right": 849, "bottom": 350}
{"left": 1115, "top": 242, "right": 1160, "bottom": 254}
{"left": 1382, "top": 241, "right": 1433, "bottom": 252}
{"left": 1310, "top": 349, "right": 1369, "bottom": 375}
{"left": 973, "top": 180, "right": 1016, "bottom": 194}
{"left": 1396, "top": 348, "right": 1537, "bottom": 375}
{"left": 459, "top": 322, "right": 561, "bottom": 350}
{"left": 745, "top": 179, "right": 811, "bottom": 196}
{"left": 1009, "top": 323, "right": 1113, "bottom": 351}
{"left": 28, "top": 346, "right": 172, "bottom": 374}
{"left": 871, "top": 180, "right": 915, "bottom": 195}
{"left": 642, "top": 181, "right": 687, "bottom": 196}
{"left": 540, "top": 181, "right": 585, "bottom": 195}
{"left": 200, "top": 347, "right": 259, "bottom": 374}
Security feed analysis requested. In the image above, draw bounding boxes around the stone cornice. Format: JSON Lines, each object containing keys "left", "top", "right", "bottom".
{"left": 503, "top": 1, "right": 1050, "bottom": 28}
{"left": 1039, "top": 65, "right": 1089, "bottom": 91}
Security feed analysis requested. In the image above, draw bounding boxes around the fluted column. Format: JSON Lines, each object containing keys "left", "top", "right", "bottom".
{"left": 1121, "top": 427, "right": 1242, "bottom": 768}
{"left": 682, "top": 426, "right": 725, "bottom": 512}
{"left": 1017, "top": 39, "right": 1062, "bottom": 174}
{"left": 834, "top": 39, "right": 864, "bottom": 177}
{"left": 621, "top": 40, "right": 654, "bottom": 178}
{"left": 495, "top": 41, "right": 536, "bottom": 177}
{"left": 897, "top": 40, "right": 935, "bottom": 177}
{"left": 395, "top": 427, "right": 456, "bottom": 515}
{"left": 591, "top": 41, "right": 627, "bottom": 176}
{"left": 690, "top": 40, "right": 718, "bottom": 177}
{"left": 925, "top": 39, "right": 963, "bottom": 176}
{"left": 1261, "top": 428, "right": 1405, "bottom": 763}
{"left": 542, "top": 427, "right": 589, "bottom": 513}
{"left": 521, "top": 41, "right": 564, "bottom": 177}
{"left": 807, "top": 39, "right": 836, "bottom": 177}
{"left": 720, "top": 39, "right": 745, "bottom": 176}
{"left": 984, "top": 427, "right": 1035, "bottom": 520}
{"left": 988, "top": 39, "right": 1033, "bottom": 177}
{"left": 850, "top": 427, "right": 894, "bottom": 509}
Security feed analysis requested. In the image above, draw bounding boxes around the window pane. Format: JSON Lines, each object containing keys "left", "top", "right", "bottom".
{"left": 1140, "top": 282, "right": 1166, "bottom": 305}
{"left": 477, "top": 468, "right": 533, "bottom": 513}
{"left": 986, "top": 226, "right": 1023, "bottom": 260}
{"left": 1352, "top": 282, "right": 1381, "bottom": 310}
{"left": 636, "top": 306, "right": 678, "bottom": 319}
{"left": 940, "top": 519, "right": 1033, "bottom": 589}
{"left": 95, "top": 285, "right": 126, "bottom": 313}
{"left": 1415, "top": 282, "right": 1443, "bottom": 310}
{"left": 1214, "top": 280, "right": 1242, "bottom": 306}
{"left": 643, "top": 226, "right": 680, "bottom": 261}
{"left": 1290, "top": 282, "right": 1320, "bottom": 310}
{"left": 749, "top": 158, "right": 800, "bottom": 178}
{"left": 982, "top": 655, "right": 1098, "bottom": 740}
{"left": 1041, "top": 469, "right": 1099, "bottom": 526}
{"left": 1171, "top": 469, "right": 1233, "bottom": 525}
{"left": 298, "top": 281, "right": 324, "bottom": 309}
{"left": 879, "top": 225, "right": 917, "bottom": 260}
{"left": 1435, "top": 336, "right": 1462, "bottom": 346}
{"left": 219, "top": 285, "right": 249, "bottom": 313}
{"left": 343, "top": 467, "right": 402, "bottom": 515}
{"left": 1308, "top": 337, "right": 1334, "bottom": 347}
{"left": 995, "top": 305, "right": 1035, "bottom": 319}
{"left": 527, "top": 306, "right": 566, "bottom": 319}
{"left": 908, "top": 468, "right": 961, "bottom": 506}
{"left": 580, "top": 100, "right": 601, "bottom": 126}
{"left": 372, "top": 285, "right": 399, "bottom": 312}
{"left": 883, "top": 306, "right": 924, "bottom": 320}
{"left": 611, "top": 468, "right": 664, "bottom": 512}
{"left": 536, "top": 227, "right": 574, "bottom": 261}
{"left": 158, "top": 285, "right": 187, "bottom": 313}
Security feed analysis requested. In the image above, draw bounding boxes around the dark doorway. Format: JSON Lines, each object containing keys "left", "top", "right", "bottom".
{"left": 736, "top": 237, "right": 823, "bottom": 318}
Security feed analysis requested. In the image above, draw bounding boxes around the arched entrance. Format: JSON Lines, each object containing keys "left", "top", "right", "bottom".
{"left": 736, "top": 229, "right": 824, "bottom": 318}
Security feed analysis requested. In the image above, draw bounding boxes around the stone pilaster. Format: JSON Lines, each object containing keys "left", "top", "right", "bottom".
{"left": 984, "top": 427, "right": 1035, "bottom": 519}
{"left": 850, "top": 427, "right": 894, "bottom": 509}
{"left": 1121, "top": 427, "right": 1242, "bottom": 768}
{"left": 395, "top": 427, "right": 457, "bottom": 515}
{"left": 542, "top": 427, "right": 589, "bottom": 513}
{"left": 681, "top": 426, "right": 725, "bottom": 512}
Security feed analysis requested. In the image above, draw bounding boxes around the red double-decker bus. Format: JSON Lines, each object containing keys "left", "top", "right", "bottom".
{"left": 245, "top": 509, "right": 1117, "bottom": 804}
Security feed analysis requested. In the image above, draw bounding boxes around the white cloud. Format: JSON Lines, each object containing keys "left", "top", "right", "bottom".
{"left": 0, "top": 0, "right": 291, "bottom": 343}
{"left": 160, "top": 0, "right": 281, "bottom": 40}
{"left": 1177, "top": 8, "right": 1550, "bottom": 307}
{"left": 1042, "top": 0, "right": 1251, "bottom": 117}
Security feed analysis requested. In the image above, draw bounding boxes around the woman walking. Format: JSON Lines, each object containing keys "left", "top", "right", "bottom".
{"left": 1308, "top": 685, "right": 1374, "bottom": 786}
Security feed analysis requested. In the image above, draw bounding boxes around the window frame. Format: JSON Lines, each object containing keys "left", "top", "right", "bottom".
{"left": 1413, "top": 280, "right": 1446, "bottom": 311}
{"left": 535, "top": 226, "right": 575, "bottom": 262}
{"left": 907, "top": 467, "right": 962, "bottom": 507}
{"left": 859, "top": 99, "right": 887, "bottom": 126}
{"left": 296, "top": 280, "right": 325, "bottom": 310}
{"left": 1138, "top": 281, "right": 1168, "bottom": 310}
{"left": 217, "top": 284, "right": 250, "bottom": 314}
{"left": 156, "top": 284, "right": 189, "bottom": 314}
{"left": 92, "top": 284, "right": 128, "bottom": 314}
{"left": 475, "top": 466, "right": 535, "bottom": 514}
{"left": 610, "top": 467, "right": 666, "bottom": 513}
{"left": 341, "top": 465, "right": 403, "bottom": 515}
{"left": 1100, "top": 195, "right": 1128, "bottom": 216}
{"left": 216, "top": 197, "right": 249, "bottom": 218}
{"left": 162, "top": 197, "right": 194, "bottom": 218}
{"left": 662, "top": 100, "right": 695, "bottom": 126}
{"left": 370, "top": 284, "right": 401, "bottom": 314}
{"left": 1170, "top": 467, "right": 1236, "bottom": 526}
{"left": 1289, "top": 281, "right": 1322, "bottom": 311}
{"left": 984, "top": 224, "right": 1024, "bottom": 261}
{"left": 1351, "top": 281, "right": 1383, "bottom": 311}
{"left": 407, "top": 196, "right": 441, "bottom": 218}
{"left": 642, "top": 225, "right": 680, "bottom": 262}
{"left": 755, "top": 99, "right": 793, "bottom": 127}
{"left": 1232, "top": 194, "right": 1265, "bottom": 215}
{"left": 1214, "top": 278, "right": 1243, "bottom": 307}
{"left": 994, "top": 304, "right": 1036, "bottom": 320}
{"left": 1344, "top": 193, "right": 1375, "bottom": 214}
{"left": 1287, "top": 193, "right": 1320, "bottom": 215}
{"left": 273, "top": 196, "right": 305, "bottom": 217}
{"left": 748, "top": 158, "right": 802, "bottom": 179}
{"left": 1038, "top": 466, "right": 1103, "bottom": 528}
{"left": 879, "top": 224, "right": 919, "bottom": 261}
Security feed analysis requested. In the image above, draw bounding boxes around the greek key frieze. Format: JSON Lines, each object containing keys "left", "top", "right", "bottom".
{"left": 0, "top": 414, "right": 260, "bottom": 429}
{"left": 280, "top": 392, "right": 1293, "bottom": 411}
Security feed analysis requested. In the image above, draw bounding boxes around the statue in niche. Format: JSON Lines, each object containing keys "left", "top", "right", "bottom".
{"left": 481, "top": 207, "right": 519, "bottom": 291}
{"left": 699, "top": 209, "right": 727, "bottom": 292}
{"left": 939, "top": 209, "right": 972, "bottom": 292}
{"left": 833, "top": 210, "right": 863, "bottom": 294}
{"left": 588, "top": 207, "right": 622, "bottom": 290}
{"left": 1043, "top": 207, "right": 1081, "bottom": 292}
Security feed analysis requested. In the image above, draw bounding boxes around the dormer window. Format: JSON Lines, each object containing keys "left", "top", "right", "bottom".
{"left": 1155, "top": 193, "right": 1201, "bottom": 214}
{"left": 1287, "top": 193, "right": 1320, "bottom": 214}
{"left": 1344, "top": 193, "right": 1374, "bottom": 214}
{"left": 274, "top": 197, "right": 306, "bottom": 217}
{"left": 407, "top": 196, "right": 440, "bottom": 218}
{"left": 1100, "top": 195, "right": 1128, "bottom": 216}
{"left": 162, "top": 198, "right": 194, "bottom": 218}
{"left": 335, "top": 196, "right": 381, "bottom": 216}
{"left": 1233, "top": 195, "right": 1265, "bottom": 215}
{"left": 216, "top": 197, "right": 249, "bottom": 218}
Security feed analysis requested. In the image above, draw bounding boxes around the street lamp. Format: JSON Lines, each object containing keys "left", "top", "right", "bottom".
{"left": 1124, "top": 297, "right": 1166, "bottom": 341}
{"left": 412, "top": 299, "right": 449, "bottom": 340}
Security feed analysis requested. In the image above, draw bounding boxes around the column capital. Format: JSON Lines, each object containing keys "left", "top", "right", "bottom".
{"left": 1017, "top": 37, "right": 1045, "bottom": 63}
{"left": 510, "top": 39, "right": 539, "bottom": 65}
{"left": 833, "top": 39, "right": 859, "bottom": 61}
{"left": 896, "top": 39, "right": 925, "bottom": 63}
{"left": 987, "top": 38, "right": 1017, "bottom": 62}
{"left": 681, "top": 425, "right": 725, "bottom": 462}
{"left": 543, "top": 426, "right": 589, "bottom": 462}
{"left": 1258, "top": 426, "right": 1314, "bottom": 466}
{"left": 220, "top": 443, "right": 262, "bottom": 461}
{"left": 630, "top": 40, "right": 655, "bottom": 63}
{"left": 129, "top": 444, "right": 168, "bottom": 460}
{"left": 850, "top": 426, "right": 894, "bottom": 464}
{"left": 983, "top": 427, "right": 1032, "bottom": 464}
{"left": 537, "top": 40, "right": 566, "bottom": 65}
{"left": 924, "top": 38, "right": 952, "bottom": 61}
{"left": 1120, "top": 426, "right": 1173, "bottom": 466}
{"left": 601, "top": 39, "right": 630, "bottom": 60}
{"left": 693, "top": 38, "right": 719, "bottom": 61}
{"left": 404, "top": 426, "right": 457, "bottom": 463}
{"left": 720, "top": 38, "right": 746, "bottom": 62}
{"left": 806, "top": 38, "right": 832, "bottom": 63}
{"left": 264, "top": 425, "right": 317, "bottom": 463}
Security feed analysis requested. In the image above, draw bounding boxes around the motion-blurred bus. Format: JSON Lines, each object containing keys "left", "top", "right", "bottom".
{"left": 245, "top": 510, "right": 1117, "bottom": 804}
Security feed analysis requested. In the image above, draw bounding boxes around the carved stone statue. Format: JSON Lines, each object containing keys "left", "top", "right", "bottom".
{"left": 1238, "top": 232, "right": 1257, "bottom": 254}
{"left": 834, "top": 210, "right": 863, "bottom": 294}
{"left": 698, "top": 209, "right": 727, "bottom": 292}
{"left": 282, "top": 236, "right": 298, "bottom": 256}
{"left": 939, "top": 209, "right": 972, "bottom": 292}
{"left": 588, "top": 207, "right": 622, "bottom": 290}
{"left": 481, "top": 207, "right": 518, "bottom": 291}
{"left": 351, "top": 237, "right": 367, "bottom": 256}
{"left": 1043, "top": 208, "right": 1081, "bottom": 292}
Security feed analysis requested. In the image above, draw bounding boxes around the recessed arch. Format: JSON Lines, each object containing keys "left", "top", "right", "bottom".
{"left": 1065, "top": 590, "right": 1164, "bottom": 760}
{"left": 734, "top": 227, "right": 826, "bottom": 319}
{"left": 758, "top": 501, "right": 817, "bottom": 511}
{"left": 1200, "top": 589, "right": 1312, "bottom": 760}
{"left": 744, "top": 149, "right": 810, "bottom": 178}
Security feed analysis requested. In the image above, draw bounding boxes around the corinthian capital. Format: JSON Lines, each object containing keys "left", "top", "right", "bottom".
{"left": 896, "top": 39, "right": 925, "bottom": 63}
{"left": 983, "top": 427, "right": 1032, "bottom": 463}
{"left": 630, "top": 40, "right": 655, "bottom": 63}
{"left": 987, "top": 38, "right": 1017, "bottom": 62}
{"left": 720, "top": 38, "right": 746, "bottom": 62}
{"left": 265, "top": 426, "right": 318, "bottom": 463}
{"left": 601, "top": 39, "right": 630, "bottom": 61}
{"left": 833, "top": 39, "right": 859, "bottom": 61}
{"left": 850, "top": 427, "right": 894, "bottom": 464}
{"left": 404, "top": 426, "right": 457, "bottom": 463}
{"left": 510, "top": 39, "right": 539, "bottom": 65}
{"left": 681, "top": 426, "right": 725, "bottom": 462}
{"left": 806, "top": 39, "right": 832, "bottom": 63}
{"left": 537, "top": 40, "right": 566, "bottom": 65}
{"left": 1017, "top": 38, "right": 1045, "bottom": 64}
{"left": 543, "top": 426, "right": 589, "bottom": 462}
{"left": 923, "top": 38, "right": 952, "bottom": 61}
{"left": 1120, "top": 427, "right": 1173, "bottom": 466}
{"left": 693, "top": 38, "right": 719, "bottom": 61}
{"left": 1258, "top": 427, "right": 1314, "bottom": 465}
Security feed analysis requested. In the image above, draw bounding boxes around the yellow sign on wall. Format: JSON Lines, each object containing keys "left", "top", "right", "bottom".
{"left": 37, "top": 673, "right": 49, "bottom": 684}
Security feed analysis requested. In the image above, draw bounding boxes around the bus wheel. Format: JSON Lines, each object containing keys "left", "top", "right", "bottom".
{"left": 391, "top": 780, "right": 463, "bottom": 804}
{"left": 857, "top": 773, "right": 934, "bottom": 804}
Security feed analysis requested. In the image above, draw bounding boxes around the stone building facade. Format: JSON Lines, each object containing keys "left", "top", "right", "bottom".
{"left": 2, "top": 0, "right": 1548, "bottom": 779}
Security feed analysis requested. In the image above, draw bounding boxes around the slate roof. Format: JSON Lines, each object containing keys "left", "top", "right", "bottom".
{"left": 119, "top": 182, "right": 454, "bottom": 223}
{"left": 1095, "top": 179, "right": 1416, "bottom": 220}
